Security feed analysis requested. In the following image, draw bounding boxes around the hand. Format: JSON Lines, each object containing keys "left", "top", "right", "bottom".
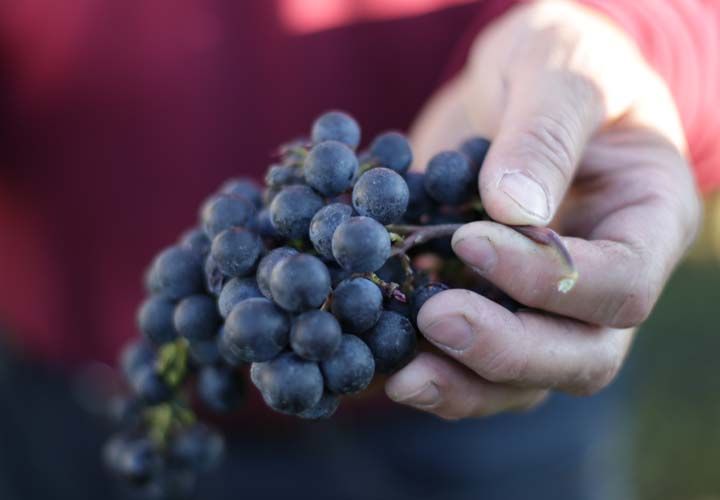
{"left": 385, "top": 0, "right": 702, "bottom": 419}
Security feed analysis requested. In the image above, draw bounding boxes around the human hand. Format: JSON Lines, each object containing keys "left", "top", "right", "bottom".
{"left": 385, "top": 0, "right": 702, "bottom": 419}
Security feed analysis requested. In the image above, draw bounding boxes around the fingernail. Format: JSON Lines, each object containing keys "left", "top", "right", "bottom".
{"left": 452, "top": 236, "right": 497, "bottom": 274}
{"left": 422, "top": 316, "right": 474, "bottom": 352}
{"left": 386, "top": 363, "right": 441, "bottom": 408}
{"left": 499, "top": 172, "right": 550, "bottom": 221}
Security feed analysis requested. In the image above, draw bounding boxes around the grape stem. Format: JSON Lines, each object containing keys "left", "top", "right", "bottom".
{"left": 364, "top": 272, "right": 408, "bottom": 303}
{"left": 387, "top": 223, "right": 463, "bottom": 256}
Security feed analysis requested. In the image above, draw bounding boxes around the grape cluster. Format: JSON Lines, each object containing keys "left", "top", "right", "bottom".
{"left": 106, "top": 110, "right": 571, "bottom": 496}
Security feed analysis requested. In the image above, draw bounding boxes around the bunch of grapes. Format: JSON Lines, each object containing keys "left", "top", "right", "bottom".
{"left": 104, "top": 111, "right": 577, "bottom": 496}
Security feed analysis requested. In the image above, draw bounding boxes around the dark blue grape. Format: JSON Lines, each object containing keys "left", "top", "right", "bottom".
{"left": 369, "top": 131, "right": 413, "bottom": 174}
{"left": 363, "top": 311, "right": 417, "bottom": 373}
{"left": 251, "top": 208, "right": 280, "bottom": 239}
{"left": 331, "top": 278, "right": 382, "bottom": 333}
{"left": 290, "top": 310, "right": 342, "bottom": 361}
{"left": 269, "top": 185, "right": 324, "bottom": 239}
{"left": 265, "top": 164, "right": 304, "bottom": 188}
{"left": 104, "top": 435, "right": 160, "bottom": 485}
{"left": 403, "top": 172, "right": 433, "bottom": 222}
{"left": 298, "top": 391, "right": 340, "bottom": 420}
{"left": 203, "top": 255, "right": 225, "bottom": 296}
{"left": 352, "top": 167, "right": 409, "bottom": 224}
{"left": 327, "top": 263, "right": 351, "bottom": 288}
{"left": 210, "top": 228, "right": 262, "bottom": 278}
{"left": 137, "top": 296, "right": 178, "bottom": 345}
{"left": 255, "top": 246, "right": 298, "bottom": 299}
{"left": 170, "top": 424, "right": 225, "bottom": 472}
{"left": 304, "top": 140, "right": 358, "bottom": 196}
{"left": 309, "top": 203, "right": 353, "bottom": 260}
{"left": 424, "top": 151, "right": 474, "bottom": 205}
{"left": 263, "top": 186, "right": 281, "bottom": 206}
{"left": 202, "top": 194, "right": 255, "bottom": 239}
{"left": 220, "top": 178, "right": 263, "bottom": 209}
{"left": 385, "top": 297, "right": 411, "bottom": 318}
{"left": 120, "top": 339, "right": 156, "bottom": 383}
{"left": 179, "top": 227, "right": 211, "bottom": 260}
{"left": 188, "top": 338, "right": 221, "bottom": 366}
{"left": 132, "top": 366, "right": 172, "bottom": 404}
{"left": 410, "top": 282, "right": 449, "bottom": 325}
{"left": 331, "top": 216, "right": 391, "bottom": 272}
{"left": 223, "top": 297, "right": 289, "bottom": 362}
{"left": 459, "top": 136, "right": 490, "bottom": 176}
{"left": 375, "top": 255, "right": 407, "bottom": 284}
{"left": 197, "top": 365, "right": 244, "bottom": 413}
{"left": 217, "top": 327, "right": 244, "bottom": 367}
{"left": 173, "top": 295, "right": 220, "bottom": 341}
{"left": 311, "top": 111, "right": 361, "bottom": 149}
{"left": 149, "top": 246, "right": 205, "bottom": 300}
{"left": 320, "top": 334, "right": 374, "bottom": 394}
{"left": 250, "top": 352, "right": 323, "bottom": 414}
{"left": 269, "top": 254, "right": 331, "bottom": 312}
{"left": 218, "top": 277, "right": 262, "bottom": 318}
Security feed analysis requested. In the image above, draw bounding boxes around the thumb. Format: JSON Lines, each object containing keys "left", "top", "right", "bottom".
{"left": 479, "top": 71, "right": 605, "bottom": 225}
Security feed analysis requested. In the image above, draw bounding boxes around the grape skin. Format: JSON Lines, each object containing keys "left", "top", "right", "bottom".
{"left": 219, "top": 178, "right": 263, "bottom": 209}
{"left": 251, "top": 352, "right": 324, "bottom": 414}
{"left": 331, "top": 278, "right": 383, "bottom": 333}
{"left": 173, "top": 294, "right": 221, "bottom": 341}
{"left": 298, "top": 391, "right": 340, "bottom": 419}
{"left": 269, "top": 254, "right": 331, "bottom": 312}
{"left": 304, "top": 140, "right": 358, "bottom": 196}
{"left": 223, "top": 298, "right": 290, "bottom": 362}
{"left": 369, "top": 131, "right": 413, "bottom": 175}
{"left": 269, "top": 185, "right": 325, "bottom": 239}
{"left": 410, "top": 282, "right": 449, "bottom": 325}
{"left": 403, "top": 172, "right": 433, "bottom": 222}
{"left": 218, "top": 277, "right": 262, "bottom": 318}
{"left": 169, "top": 424, "right": 225, "bottom": 473}
{"left": 459, "top": 136, "right": 490, "bottom": 177}
{"left": 424, "top": 150, "right": 474, "bottom": 205}
{"left": 363, "top": 311, "right": 417, "bottom": 373}
{"left": 309, "top": 203, "right": 353, "bottom": 261}
{"left": 352, "top": 167, "right": 409, "bottom": 224}
{"left": 290, "top": 310, "right": 342, "bottom": 361}
{"left": 210, "top": 228, "right": 263, "bottom": 278}
{"left": 137, "top": 296, "right": 178, "bottom": 345}
{"left": 255, "top": 247, "right": 299, "bottom": 300}
{"left": 198, "top": 365, "right": 245, "bottom": 413}
{"left": 149, "top": 246, "right": 205, "bottom": 300}
{"left": 311, "top": 110, "right": 361, "bottom": 149}
{"left": 320, "top": 334, "right": 375, "bottom": 394}
{"left": 331, "top": 216, "right": 391, "bottom": 273}
{"left": 202, "top": 194, "right": 255, "bottom": 239}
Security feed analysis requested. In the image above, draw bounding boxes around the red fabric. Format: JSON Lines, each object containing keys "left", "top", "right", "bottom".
{"left": 580, "top": 0, "right": 720, "bottom": 193}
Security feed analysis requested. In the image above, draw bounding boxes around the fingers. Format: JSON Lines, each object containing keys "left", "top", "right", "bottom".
{"left": 416, "top": 289, "right": 634, "bottom": 395}
{"left": 385, "top": 352, "right": 548, "bottom": 420}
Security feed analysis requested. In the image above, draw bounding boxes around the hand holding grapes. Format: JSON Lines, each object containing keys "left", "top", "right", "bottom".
{"left": 385, "top": 0, "right": 702, "bottom": 419}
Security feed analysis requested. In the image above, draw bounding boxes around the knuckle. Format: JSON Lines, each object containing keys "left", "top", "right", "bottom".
{"left": 574, "top": 343, "right": 624, "bottom": 396}
{"left": 607, "top": 243, "right": 660, "bottom": 328}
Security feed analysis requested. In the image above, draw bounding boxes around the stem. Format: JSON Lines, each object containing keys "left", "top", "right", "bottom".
{"left": 513, "top": 226, "right": 578, "bottom": 293}
{"left": 386, "top": 224, "right": 463, "bottom": 256}
{"left": 365, "top": 273, "right": 407, "bottom": 303}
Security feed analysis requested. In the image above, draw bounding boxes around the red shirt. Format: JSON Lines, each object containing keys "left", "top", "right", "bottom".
{"left": 0, "top": 0, "right": 718, "bottom": 367}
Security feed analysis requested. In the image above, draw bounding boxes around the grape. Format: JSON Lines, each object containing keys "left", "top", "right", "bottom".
{"left": 331, "top": 216, "right": 391, "bottom": 272}
{"left": 179, "top": 227, "right": 211, "bottom": 260}
{"left": 137, "top": 296, "right": 178, "bottom": 345}
{"left": 120, "top": 339, "right": 156, "bottom": 383}
{"left": 265, "top": 164, "right": 304, "bottom": 188}
{"left": 217, "top": 327, "right": 244, "bottom": 367}
{"left": 149, "top": 246, "right": 205, "bottom": 300}
{"left": 173, "top": 295, "right": 220, "bottom": 341}
{"left": 198, "top": 365, "right": 244, "bottom": 413}
{"left": 331, "top": 278, "right": 382, "bottom": 333}
{"left": 263, "top": 186, "right": 280, "bottom": 206}
{"left": 255, "top": 246, "right": 299, "bottom": 300}
{"left": 188, "top": 338, "right": 221, "bottom": 366}
{"left": 269, "top": 254, "right": 331, "bottom": 312}
{"left": 132, "top": 366, "right": 172, "bottom": 404}
{"left": 269, "top": 185, "right": 324, "bottom": 239}
{"left": 375, "top": 255, "right": 406, "bottom": 284}
{"left": 403, "top": 172, "right": 433, "bottom": 222}
{"left": 217, "top": 277, "right": 262, "bottom": 318}
{"left": 220, "top": 178, "right": 263, "bottom": 209}
{"left": 223, "top": 297, "right": 289, "bottom": 362}
{"left": 210, "top": 228, "right": 262, "bottom": 278}
{"left": 369, "top": 131, "right": 413, "bottom": 175}
{"left": 327, "top": 263, "right": 351, "bottom": 288}
{"left": 202, "top": 194, "right": 255, "bottom": 239}
{"left": 251, "top": 208, "right": 280, "bottom": 239}
{"left": 104, "top": 435, "right": 160, "bottom": 485}
{"left": 169, "top": 424, "right": 225, "bottom": 472}
{"left": 424, "top": 151, "right": 475, "bottom": 205}
{"left": 352, "top": 167, "right": 409, "bottom": 224}
{"left": 298, "top": 391, "right": 340, "bottom": 419}
{"left": 410, "top": 282, "right": 449, "bottom": 325}
{"left": 203, "top": 255, "right": 225, "bottom": 296}
{"left": 309, "top": 203, "right": 353, "bottom": 260}
{"left": 290, "top": 310, "right": 342, "bottom": 361}
{"left": 251, "top": 352, "right": 324, "bottom": 414}
{"left": 304, "top": 141, "right": 358, "bottom": 196}
{"left": 320, "top": 334, "right": 374, "bottom": 394}
{"left": 311, "top": 110, "right": 361, "bottom": 149}
{"left": 364, "top": 311, "right": 417, "bottom": 373}
{"left": 459, "top": 136, "right": 490, "bottom": 176}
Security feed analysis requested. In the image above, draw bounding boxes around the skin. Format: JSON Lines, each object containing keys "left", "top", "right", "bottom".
{"left": 385, "top": 0, "right": 702, "bottom": 420}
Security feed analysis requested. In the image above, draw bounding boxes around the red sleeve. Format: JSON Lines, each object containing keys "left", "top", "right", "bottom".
{"left": 579, "top": 0, "right": 720, "bottom": 194}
